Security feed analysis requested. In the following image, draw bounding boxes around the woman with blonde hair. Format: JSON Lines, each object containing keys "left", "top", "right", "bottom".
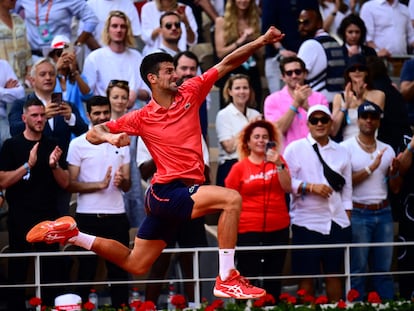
{"left": 225, "top": 119, "right": 291, "bottom": 298}
{"left": 214, "top": 0, "right": 263, "bottom": 109}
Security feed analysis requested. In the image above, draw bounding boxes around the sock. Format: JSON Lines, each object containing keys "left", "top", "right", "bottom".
{"left": 219, "top": 249, "right": 235, "bottom": 281}
{"left": 69, "top": 232, "right": 96, "bottom": 250}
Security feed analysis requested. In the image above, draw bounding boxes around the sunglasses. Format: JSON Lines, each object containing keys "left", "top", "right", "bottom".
{"left": 284, "top": 69, "right": 303, "bottom": 77}
{"left": 359, "top": 113, "right": 381, "bottom": 120}
{"left": 309, "top": 116, "right": 331, "bottom": 125}
{"left": 298, "top": 19, "right": 310, "bottom": 26}
{"left": 109, "top": 80, "right": 129, "bottom": 87}
{"left": 348, "top": 65, "right": 367, "bottom": 72}
{"left": 164, "top": 22, "right": 181, "bottom": 30}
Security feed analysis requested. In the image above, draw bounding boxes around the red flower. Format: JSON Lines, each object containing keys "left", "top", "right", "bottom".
{"left": 253, "top": 298, "right": 266, "bottom": 308}
{"left": 315, "top": 295, "right": 328, "bottom": 305}
{"left": 279, "top": 292, "right": 291, "bottom": 301}
{"left": 171, "top": 294, "right": 186, "bottom": 309}
{"left": 297, "top": 289, "right": 307, "bottom": 297}
{"left": 337, "top": 299, "right": 347, "bottom": 309}
{"left": 303, "top": 295, "right": 315, "bottom": 304}
{"left": 287, "top": 296, "right": 297, "bottom": 304}
{"left": 367, "top": 291, "right": 382, "bottom": 304}
{"left": 347, "top": 289, "right": 360, "bottom": 302}
{"left": 29, "top": 297, "right": 42, "bottom": 307}
{"left": 138, "top": 300, "right": 157, "bottom": 311}
{"left": 205, "top": 299, "right": 225, "bottom": 311}
{"left": 130, "top": 300, "right": 143, "bottom": 309}
{"left": 83, "top": 301, "right": 96, "bottom": 311}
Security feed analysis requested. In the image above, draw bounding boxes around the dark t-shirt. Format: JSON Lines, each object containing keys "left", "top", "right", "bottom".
{"left": 0, "top": 133, "right": 65, "bottom": 218}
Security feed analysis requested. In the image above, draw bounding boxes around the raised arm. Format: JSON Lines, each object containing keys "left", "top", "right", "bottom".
{"left": 214, "top": 26, "right": 284, "bottom": 80}
{"left": 86, "top": 123, "right": 130, "bottom": 147}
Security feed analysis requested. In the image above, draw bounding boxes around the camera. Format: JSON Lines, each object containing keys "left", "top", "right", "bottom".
{"left": 265, "top": 141, "right": 276, "bottom": 152}
{"left": 51, "top": 92, "right": 62, "bottom": 105}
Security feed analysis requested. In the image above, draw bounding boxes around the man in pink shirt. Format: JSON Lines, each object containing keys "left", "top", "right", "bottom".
{"left": 27, "top": 27, "right": 285, "bottom": 300}
{"left": 264, "top": 56, "right": 328, "bottom": 151}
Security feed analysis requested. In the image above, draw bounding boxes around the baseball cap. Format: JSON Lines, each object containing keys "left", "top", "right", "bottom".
{"left": 50, "top": 34, "right": 70, "bottom": 49}
{"left": 357, "top": 100, "right": 383, "bottom": 118}
{"left": 346, "top": 54, "right": 368, "bottom": 72}
{"left": 307, "top": 104, "right": 332, "bottom": 120}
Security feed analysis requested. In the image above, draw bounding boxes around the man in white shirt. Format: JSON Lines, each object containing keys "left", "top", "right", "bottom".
{"left": 82, "top": 10, "right": 150, "bottom": 108}
{"left": 284, "top": 104, "right": 352, "bottom": 302}
{"left": 360, "top": 0, "right": 414, "bottom": 57}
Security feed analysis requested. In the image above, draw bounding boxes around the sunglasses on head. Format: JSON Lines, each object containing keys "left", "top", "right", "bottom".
{"left": 164, "top": 22, "right": 181, "bottom": 30}
{"left": 284, "top": 69, "right": 303, "bottom": 77}
{"left": 309, "top": 116, "right": 331, "bottom": 125}
{"left": 109, "top": 80, "right": 129, "bottom": 87}
{"left": 348, "top": 65, "right": 367, "bottom": 73}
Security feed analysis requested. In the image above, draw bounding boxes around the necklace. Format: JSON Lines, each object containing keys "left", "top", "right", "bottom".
{"left": 356, "top": 135, "right": 376, "bottom": 149}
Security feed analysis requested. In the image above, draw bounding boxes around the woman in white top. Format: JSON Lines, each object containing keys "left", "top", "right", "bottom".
{"left": 215, "top": 74, "right": 261, "bottom": 186}
{"left": 331, "top": 54, "right": 385, "bottom": 142}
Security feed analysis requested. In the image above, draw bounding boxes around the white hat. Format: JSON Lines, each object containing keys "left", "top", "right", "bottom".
{"left": 53, "top": 293, "right": 82, "bottom": 311}
{"left": 307, "top": 104, "right": 332, "bottom": 120}
{"left": 50, "top": 34, "right": 70, "bottom": 49}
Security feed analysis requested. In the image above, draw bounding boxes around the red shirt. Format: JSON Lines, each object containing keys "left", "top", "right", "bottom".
{"left": 225, "top": 157, "right": 290, "bottom": 233}
{"left": 106, "top": 68, "right": 218, "bottom": 185}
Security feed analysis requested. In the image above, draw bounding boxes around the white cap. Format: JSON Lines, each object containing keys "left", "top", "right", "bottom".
{"left": 50, "top": 34, "right": 70, "bottom": 49}
{"left": 307, "top": 104, "right": 332, "bottom": 120}
{"left": 54, "top": 294, "right": 82, "bottom": 310}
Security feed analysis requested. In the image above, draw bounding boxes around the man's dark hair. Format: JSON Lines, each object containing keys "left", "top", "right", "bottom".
{"left": 173, "top": 50, "right": 199, "bottom": 68}
{"left": 140, "top": 52, "right": 174, "bottom": 88}
{"left": 23, "top": 97, "right": 43, "bottom": 112}
{"left": 159, "top": 11, "right": 181, "bottom": 27}
{"left": 86, "top": 96, "right": 110, "bottom": 114}
{"left": 279, "top": 56, "right": 307, "bottom": 75}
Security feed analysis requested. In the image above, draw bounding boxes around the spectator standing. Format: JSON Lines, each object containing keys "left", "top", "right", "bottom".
{"left": 215, "top": 74, "right": 261, "bottom": 187}
{"left": 225, "top": 119, "right": 291, "bottom": 298}
{"left": 107, "top": 80, "right": 146, "bottom": 230}
{"left": 19, "top": 0, "right": 99, "bottom": 59}
{"left": 399, "top": 57, "right": 414, "bottom": 129}
{"left": 82, "top": 10, "right": 150, "bottom": 108}
{"left": 360, "top": 0, "right": 414, "bottom": 57}
{"left": 261, "top": 0, "right": 319, "bottom": 94}
{"left": 48, "top": 34, "right": 93, "bottom": 125}
{"left": 140, "top": 0, "right": 197, "bottom": 56}
{"left": 9, "top": 58, "right": 88, "bottom": 215}
{"left": 297, "top": 8, "right": 346, "bottom": 104}
{"left": 0, "top": 99, "right": 69, "bottom": 310}
{"left": 0, "top": 59, "right": 25, "bottom": 149}
{"left": 284, "top": 105, "right": 352, "bottom": 301}
{"left": 319, "top": 0, "right": 351, "bottom": 44}
{"left": 214, "top": 0, "right": 263, "bottom": 109}
{"left": 331, "top": 54, "right": 385, "bottom": 142}
{"left": 0, "top": 0, "right": 32, "bottom": 84}
{"left": 336, "top": 14, "right": 377, "bottom": 65}
{"left": 264, "top": 56, "right": 329, "bottom": 151}
{"left": 66, "top": 96, "right": 131, "bottom": 307}
{"left": 341, "top": 101, "right": 401, "bottom": 301}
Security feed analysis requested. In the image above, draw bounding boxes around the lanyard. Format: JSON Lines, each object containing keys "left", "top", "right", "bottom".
{"left": 35, "top": 0, "right": 53, "bottom": 27}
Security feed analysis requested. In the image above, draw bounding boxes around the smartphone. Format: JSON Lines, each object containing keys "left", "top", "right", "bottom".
{"left": 265, "top": 141, "right": 277, "bottom": 152}
{"left": 63, "top": 43, "right": 74, "bottom": 54}
{"left": 51, "top": 92, "right": 62, "bottom": 105}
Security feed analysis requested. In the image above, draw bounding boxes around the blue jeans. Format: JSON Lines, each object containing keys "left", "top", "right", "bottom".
{"left": 351, "top": 206, "right": 394, "bottom": 300}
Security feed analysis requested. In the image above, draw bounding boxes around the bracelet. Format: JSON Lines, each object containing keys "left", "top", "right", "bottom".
{"left": 302, "top": 182, "right": 307, "bottom": 195}
{"left": 365, "top": 166, "right": 372, "bottom": 175}
{"left": 23, "top": 162, "right": 30, "bottom": 173}
{"left": 407, "top": 144, "right": 414, "bottom": 154}
{"left": 289, "top": 105, "right": 299, "bottom": 114}
{"left": 276, "top": 164, "right": 285, "bottom": 172}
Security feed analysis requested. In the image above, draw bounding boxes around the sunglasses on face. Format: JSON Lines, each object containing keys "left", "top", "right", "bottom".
{"left": 109, "top": 79, "right": 129, "bottom": 88}
{"left": 284, "top": 69, "right": 303, "bottom": 77}
{"left": 309, "top": 116, "right": 331, "bottom": 125}
{"left": 164, "top": 22, "right": 181, "bottom": 30}
{"left": 359, "top": 113, "right": 381, "bottom": 120}
{"left": 298, "top": 19, "right": 310, "bottom": 26}
{"left": 348, "top": 65, "right": 367, "bottom": 73}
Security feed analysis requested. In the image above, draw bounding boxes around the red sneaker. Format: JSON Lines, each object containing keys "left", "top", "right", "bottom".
{"left": 213, "top": 269, "right": 266, "bottom": 299}
{"left": 26, "top": 216, "right": 79, "bottom": 245}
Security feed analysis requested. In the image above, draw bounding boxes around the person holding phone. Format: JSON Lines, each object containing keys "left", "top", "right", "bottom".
{"left": 48, "top": 35, "right": 93, "bottom": 124}
{"left": 225, "top": 119, "right": 291, "bottom": 298}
